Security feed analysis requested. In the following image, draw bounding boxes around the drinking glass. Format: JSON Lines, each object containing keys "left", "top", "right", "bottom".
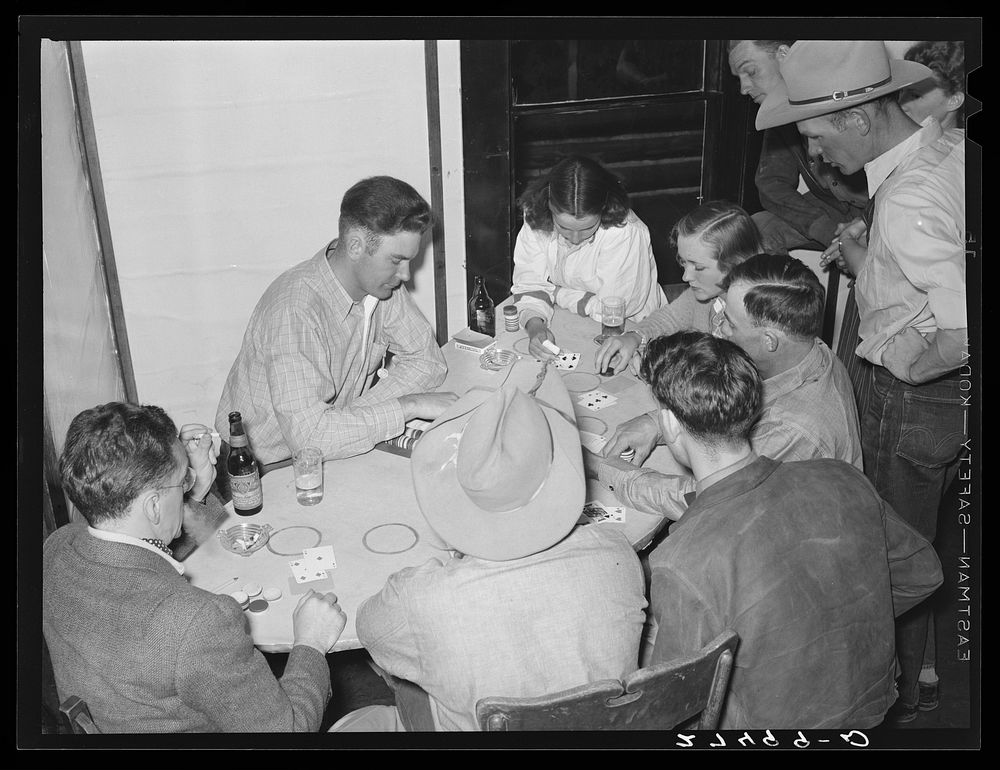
{"left": 293, "top": 447, "right": 324, "bottom": 506}
{"left": 601, "top": 296, "right": 626, "bottom": 337}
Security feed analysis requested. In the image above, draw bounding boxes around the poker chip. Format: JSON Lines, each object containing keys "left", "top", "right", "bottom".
{"left": 247, "top": 599, "right": 269, "bottom": 613}
{"left": 262, "top": 587, "right": 282, "bottom": 602}
{"left": 242, "top": 582, "right": 262, "bottom": 598}
{"left": 229, "top": 590, "right": 250, "bottom": 610}
{"left": 620, "top": 449, "right": 636, "bottom": 462}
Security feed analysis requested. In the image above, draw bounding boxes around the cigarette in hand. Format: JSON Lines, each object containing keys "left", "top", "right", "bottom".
{"left": 195, "top": 430, "right": 222, "bottom": 454}
{"left": 541, "top": 339, "right": 561, "bottom": 355}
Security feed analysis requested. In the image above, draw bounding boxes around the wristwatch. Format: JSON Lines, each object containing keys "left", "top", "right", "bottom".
{"left": 630, "top": 329, "right": 649, "bottom": 353}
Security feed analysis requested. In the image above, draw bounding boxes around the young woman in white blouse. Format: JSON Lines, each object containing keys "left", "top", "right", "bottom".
{"left": 511, "top": 155, "right": 665, "bottom": 360}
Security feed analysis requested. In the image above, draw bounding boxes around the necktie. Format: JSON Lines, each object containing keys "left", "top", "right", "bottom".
{"left": 835, "top": 196, "right": 876, "bottom": 419}
{"left": 142, "top": 538, "right": 174, "bottom": 557}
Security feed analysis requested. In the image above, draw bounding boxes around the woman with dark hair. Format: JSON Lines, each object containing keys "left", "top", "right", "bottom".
{"left": 595, "top": 200, "right": 763, "bottom": 375}
{"left": 899, "top": 41, "right": 966, "bottom": 131}
{"left": 511, "top": 155, "right": 665, "bottom": 359}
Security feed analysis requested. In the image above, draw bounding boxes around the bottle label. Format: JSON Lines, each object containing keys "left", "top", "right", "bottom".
{"left": 230, "top": 471, "right": 263, "bottom": 508}
{"left": 476, "top": 309, "right": 494, "bottom": 332}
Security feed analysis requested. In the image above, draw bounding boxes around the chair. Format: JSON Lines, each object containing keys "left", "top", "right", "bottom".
{"left": 59, "top": 696, "right": 101, "bottom": 734}
{"left": 475, "top": 630, "right": 738, "bottom": 731}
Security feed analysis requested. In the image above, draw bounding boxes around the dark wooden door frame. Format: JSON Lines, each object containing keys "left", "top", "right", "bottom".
{"left": 460, "top": 39, "right": 756, "bottom": 304}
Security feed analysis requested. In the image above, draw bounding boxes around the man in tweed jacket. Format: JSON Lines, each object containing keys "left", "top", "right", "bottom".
{"left": 43, "top": 402, "right": 347, "bottom": 732}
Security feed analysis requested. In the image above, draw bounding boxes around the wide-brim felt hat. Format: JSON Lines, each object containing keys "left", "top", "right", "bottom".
{"left": 756, "top": 40, "right": 934, "bottom": 130}
{"left": 411, "top": 365, "right": 585, "bottom": 561}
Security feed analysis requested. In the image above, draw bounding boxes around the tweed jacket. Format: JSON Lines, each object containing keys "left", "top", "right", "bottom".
{"left": 43, "top": 518, "right": 332, "bottom": 732}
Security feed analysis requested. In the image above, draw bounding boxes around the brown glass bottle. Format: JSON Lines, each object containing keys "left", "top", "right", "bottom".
{"left": 227, "top": 411, "right": 263, "bottom": 515}
{"left": 468, "top": 275, "right": 495, "bottom": 337}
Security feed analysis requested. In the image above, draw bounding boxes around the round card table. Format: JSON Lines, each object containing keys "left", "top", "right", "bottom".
{"left": 184, "top": 303, "right": 680, "bottom": 652}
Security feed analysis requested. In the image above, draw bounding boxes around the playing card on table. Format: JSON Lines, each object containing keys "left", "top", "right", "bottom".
{"left": 289, "top": 559, "right": 330, "bottom": 584}
{"left": 553, "top": 351, "right": 580, "bottom": 370}
{"left": 577, "top": 501, "right": 626, "bottom": 526}
{"left": 579, "top": 430, "right": 608, "bottom": 454}
{"left": 302, "top": 545, "right": 337, "bottom": 570}
{"left": 577, "top": 389, "right": 617, "bottom": 411}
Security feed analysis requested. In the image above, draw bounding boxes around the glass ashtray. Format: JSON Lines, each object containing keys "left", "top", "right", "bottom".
{"left": 218, "top": 523, "right": 273, "bottom": 557}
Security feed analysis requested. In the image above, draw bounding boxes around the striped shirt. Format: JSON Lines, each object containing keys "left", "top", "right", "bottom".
{"left": 215, "top": 246, "right": 447, "bottom": 463}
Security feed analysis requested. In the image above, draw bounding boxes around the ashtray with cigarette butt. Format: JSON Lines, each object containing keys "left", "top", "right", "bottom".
{"left": 218, "top": 523, "right": 273, "bottom": 557}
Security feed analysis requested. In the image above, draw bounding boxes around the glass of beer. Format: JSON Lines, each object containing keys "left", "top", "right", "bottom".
{"left": 601, "top": 296, "right": 626, "bottom": 337}
{"left": 293, "top": 446, "right": 324, "bottom": 506}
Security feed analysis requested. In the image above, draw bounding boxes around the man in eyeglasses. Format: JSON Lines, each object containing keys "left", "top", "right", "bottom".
{"left": 43, "top": 402, "right": 347, "bottom": 732}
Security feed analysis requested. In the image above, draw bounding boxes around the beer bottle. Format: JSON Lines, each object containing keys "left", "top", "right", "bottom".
{"left": 227, "top": 411, "right": 263, "bottom": 515}
{"left": 468, "top": 275, "right": 495, "bottom": 337}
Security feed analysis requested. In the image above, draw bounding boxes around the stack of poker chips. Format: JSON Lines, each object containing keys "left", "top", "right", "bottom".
{"left": 503, "top": 305, "right": 519, "bottom": 332}
{"left": 374, "top": 426, "right": 425, "bottom": 457}
{"left": 619, "top": 448, "right": 636, "bottom": 463}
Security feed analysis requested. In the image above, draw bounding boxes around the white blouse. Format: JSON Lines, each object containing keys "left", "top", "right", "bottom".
{"left": 511, "top": 210, "right": 665, "bottom": 326}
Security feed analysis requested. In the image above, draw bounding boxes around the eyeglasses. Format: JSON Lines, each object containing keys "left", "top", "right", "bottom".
{"left": 161, "top": 466, "right": 196, "bottom": 495}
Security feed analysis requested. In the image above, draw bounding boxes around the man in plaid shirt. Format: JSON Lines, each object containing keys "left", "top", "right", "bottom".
{"left": 216, "top": 176, "right": 456, "bottom": 464}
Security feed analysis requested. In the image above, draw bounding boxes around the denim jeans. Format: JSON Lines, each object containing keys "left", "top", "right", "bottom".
{"left": 861, "top": 365, "right": 967, "bottom": 707}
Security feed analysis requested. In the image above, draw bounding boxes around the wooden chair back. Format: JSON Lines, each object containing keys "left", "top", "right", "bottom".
{"left": 476, "top": 630, "right": 738, "bottom": 731}
{"left": 60, "top": 696, "right": 101, "bottom": 734}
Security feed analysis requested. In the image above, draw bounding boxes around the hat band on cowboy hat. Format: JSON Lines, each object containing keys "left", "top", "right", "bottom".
{"left": 787, "top": 74, "right": 892, "bottom": 106}
{"left": 411, "top": 366, "right": 585, "bottom": 562}
{"left": 756, "top": 40, "right": 934, "bottom": 130}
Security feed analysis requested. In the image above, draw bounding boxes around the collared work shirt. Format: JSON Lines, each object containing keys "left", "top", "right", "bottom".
{"left": 216, "top": 247, "right": 447, "bottom": 463}
{"left": 357, "top": 526, "right": 647, "bottom": 732}
{"left": 856, "top": 119, "right": 966, "bottom": 365}
{"left": 648, "top": 456, "right": 943, "bottom": 729}
{"left": 598, "top": 340, "right": 862, "bottom": 517}
{"left": 512, "top": 211, "right": 665, "bottom": 326}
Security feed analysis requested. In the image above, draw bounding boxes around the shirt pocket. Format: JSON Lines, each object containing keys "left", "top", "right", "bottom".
{"left": 366, "top": 336, "right": 389, "bottom": 376}
{"left": 895, "top": 390, "right": 966, "bottom": 468}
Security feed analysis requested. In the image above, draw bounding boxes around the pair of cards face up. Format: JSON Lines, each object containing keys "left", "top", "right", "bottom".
{"left": 578, "top": 501, "right": 626, "bottom": 526}
{"left": 288, "top": 545, "right": 336, "bottom": 594}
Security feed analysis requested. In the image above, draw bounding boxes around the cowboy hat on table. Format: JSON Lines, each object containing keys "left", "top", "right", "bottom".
{"left": 755, "top": 40, "right": 934, "bottom": 130}
{"left": 411, "top": 365, "right": 585, "bottom": 562}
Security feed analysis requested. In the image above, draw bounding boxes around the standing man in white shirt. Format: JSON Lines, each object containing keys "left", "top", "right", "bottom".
{"left": 756, "top": 40, "right": 967, "bottom": 725}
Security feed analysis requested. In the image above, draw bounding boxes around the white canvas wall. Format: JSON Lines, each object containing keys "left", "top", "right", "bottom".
{"left": 42, "top": 39, "right": 126, "bottom": 456}
{"left": 80, "top": 40, "right": 463, "bottom": 427}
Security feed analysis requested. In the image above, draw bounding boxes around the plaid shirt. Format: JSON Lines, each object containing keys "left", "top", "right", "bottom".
{"left": 216, "top": 246, "right": 447, "bottom": 463}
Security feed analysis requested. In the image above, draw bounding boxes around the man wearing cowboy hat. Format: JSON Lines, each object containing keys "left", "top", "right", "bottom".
{"left": 640, "top": 331, "right": 942, "bottom": 729}
{"left": 332, "top": 367, "right": 647, "bottom": 732}
{"left": 756, "top": 40, "right": 967, "bottom": 724}
{"left": 728, "top": 39, "right": 869, "bottom": 255}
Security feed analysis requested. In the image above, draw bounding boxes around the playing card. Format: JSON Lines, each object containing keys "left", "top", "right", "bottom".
{"left": 302, "top": 545, "right": 337, "bottom": 570}
{"left": 577, "top": 389, "right": 617, "bottom": 411}
{"left": 553, "top": 351, "right": 580, "bottom": 370}
{"left": 289, "top": 559, "right": 329, "bottom": 584}
{"left": 577, "top": 501, "right": 626, "bottom": 526}
{"left": 579, "top": 430, "right": 608, "bottom": 454}
{"left": 578, "top": 501, "right": 611, "bottom": 525}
